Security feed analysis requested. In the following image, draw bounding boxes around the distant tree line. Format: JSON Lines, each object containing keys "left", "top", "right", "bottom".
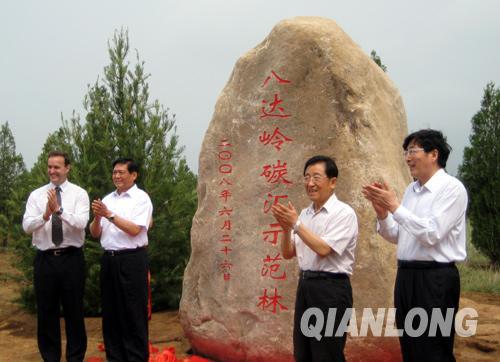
{"left": 0, "top": 30, "right": 197, "bottom": 314}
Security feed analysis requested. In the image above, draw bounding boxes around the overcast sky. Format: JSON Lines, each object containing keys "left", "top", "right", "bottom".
{"left": 2, "top": 0, "right": 499, "bottom": 176}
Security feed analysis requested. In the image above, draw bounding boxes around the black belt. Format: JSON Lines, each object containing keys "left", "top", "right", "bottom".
{"left": 104, "top": 246, "right": 146, "bottom": 256}
{"left": 40, "top": 246, "right": 80, "bottom": 256}
{"left": 398, "top": 260, "right": 455, "bottom": 269}
{"left": 300, "top": 270, "right": 349, "bottom": 280}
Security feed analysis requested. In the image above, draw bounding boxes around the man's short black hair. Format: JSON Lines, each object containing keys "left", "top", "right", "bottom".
{"left": 403, "top": 129, "right": 451, "bottom": 168}
{"left": 112, "top": 158, "right": 139, "bottom": 173}
{"left": 48, "top": 150, "right": 71, "bottom": 166}
{"left": 303, "top": 155, "right": 338, "bottom": 178}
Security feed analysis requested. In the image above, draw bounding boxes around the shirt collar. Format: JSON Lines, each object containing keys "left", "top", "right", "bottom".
{"left": 50, "top": 180, "right": 69, "bottom": 191}
{"left": 113, "top": 183, "right": 138, "bottom": 197}
{"left": 306, "top": 193, "right": 338, "bottom": 214}
{"left": 412, "top": 168, "right": 446, "bottom": 193}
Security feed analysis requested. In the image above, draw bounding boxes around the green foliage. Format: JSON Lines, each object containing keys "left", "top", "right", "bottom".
{"left": 459, "top": 82, "right": 500, "bottom": 266}
{"left": 0, "top": 122, "right": 27, "bottom": 247}
{"left": 458, "top": 234, "right": 499, "bottom": 294}
{"left": 14, "top": 233, "right": 37, "bottom": 312}
{"left": 14, "top": 29, "right": 197, "bottom": 315}
{"left": 458, "top": 263, "right": 500, "bottom": 294}
{"left": 370, "top": 50, "right": 387, "bottom": 72}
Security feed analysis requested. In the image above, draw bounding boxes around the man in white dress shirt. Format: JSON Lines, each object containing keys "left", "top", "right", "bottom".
{"left": 23, "top": 150, "right": 89, "bottom": 362}
{"left": 272, "top": 155, "right": 358, "bottom": 362}
{"left": 362, "top": 129, "right": 467, "bottom": 362}
{"left": 89, "top": 158, "right": 153, "bottom": 362}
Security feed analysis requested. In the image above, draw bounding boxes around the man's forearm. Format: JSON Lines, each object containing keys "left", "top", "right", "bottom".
{"left": 281, "top": 230, "right": 295, "bottom": 259}
{"left": 89, "top": 217, "right": 102, "bottom": 238}
{"left": 295, "top": 223, "right": 333, "bottom": 257}
{"left": 22, "top": 213, "right": 47, "bottom": 234}
{"left": 110, "top": 215, "right": 142, "bottom": 237}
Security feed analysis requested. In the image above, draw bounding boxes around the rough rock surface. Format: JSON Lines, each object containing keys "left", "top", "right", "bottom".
{"left": 180, "top": 16, "right": 410, "bottom": 362}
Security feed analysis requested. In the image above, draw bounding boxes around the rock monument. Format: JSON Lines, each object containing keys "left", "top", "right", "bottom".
{"left": 180, "top": 16, "right": 410, "bottom": 361}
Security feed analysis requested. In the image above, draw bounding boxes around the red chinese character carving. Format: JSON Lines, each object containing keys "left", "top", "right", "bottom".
{"left": 262, "top": 223, "right": 284, "bottom": 245}
{"left": 219, "top": 234, "right": 232, "bottom": 243}
{"left": 257, "top": 288, "right": 288, "bottom": 314}
{"left": 219, "top": 178, "right": 232, "bottom": 186}
{"left": 261, "top": 253, "right": 286, "bottom": 280}
{"left": 260, "top": 94, "right": 291, "bottom": 119}
{"left": 259, "top": 127, "right": 293, "bottom": 151}
{"left": 219, "top": 259, "right": 233, "bottom": 272}
{"left": 219, "top": 189, "right": 232, "bottom": 202}
{"left": 220, "top": 246, "right": 232, "bottom": 255}
{"left": 260, "top": 160, "right": 292, "bottom": 184}
{"left": 263, "top": 193, "right": 289, "bottom": 214}
{"left": 220, "top": 260, "right": 233, "bottom": 281}
{"left": 218, "top": 206, "right": 233, "bottom": 217}
{"left": 219, "top": 164, "right": 233, "bottom": 174}
{"left": 221, "top": 219, "right": 232, "bottom": 231}
{"left": 262, "top": 71, "right": 291, "bottom": 88}
{"left": 218, "top": 150, "right": 232, "bottom": 161}
{"left": 219, "top": 138, "right": 232, "bottom": 148}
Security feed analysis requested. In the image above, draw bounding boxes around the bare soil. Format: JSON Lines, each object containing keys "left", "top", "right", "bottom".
{"left": 0, "top": 250, "right": 498, "bottom": 361}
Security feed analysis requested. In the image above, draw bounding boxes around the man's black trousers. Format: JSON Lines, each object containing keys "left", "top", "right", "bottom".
{"left": 395, "top": 261, "right": 460, "bottom": 362}
{"left": 34, "top": 247, "right": 87, "bottom": 362}
{"left": 293, "top": 271, "right": 352, "bottom": 362}
{"left": 100, "top": 248, "right": 149, "bottom": 362}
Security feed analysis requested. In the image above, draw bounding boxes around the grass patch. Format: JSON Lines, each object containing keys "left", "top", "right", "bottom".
{"left": 458, "top": 237, "right": 500, "bottom": 294}
{"left": 0, "top": 273, "right": 25, "bottom": 282}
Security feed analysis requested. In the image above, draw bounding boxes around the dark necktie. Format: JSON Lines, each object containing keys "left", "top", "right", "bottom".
{"left": 51, "top": 186, "right": 63, "bottom": 246}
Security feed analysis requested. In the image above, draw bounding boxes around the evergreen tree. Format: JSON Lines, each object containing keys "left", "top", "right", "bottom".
{"left": 370, "top": 50, "right": 387, "bottom": 72}
{"left": 16, "top": 30, "right": 197, "bottom": 314}
{"left": 459, "top": 82, "right": 500, "bottom": 266}
{"left": 0, "top": 122, "right": 26, "bottom": 248}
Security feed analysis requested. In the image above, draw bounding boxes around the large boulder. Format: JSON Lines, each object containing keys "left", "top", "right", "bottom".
{"left": 180, "top": 16, "right": 410, "bottom": 362}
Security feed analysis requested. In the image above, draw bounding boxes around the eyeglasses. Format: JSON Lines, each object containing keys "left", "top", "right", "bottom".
{"left": 403, "top": 148, "right": 425, "bottom": 157}
{"left": 303, "top": 174, "right": 328, "bottom": 183}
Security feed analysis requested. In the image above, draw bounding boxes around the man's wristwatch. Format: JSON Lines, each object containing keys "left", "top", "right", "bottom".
{"left": 293, "top": 220, "right": 301, "bottom": 234}
{"left": 106, "top": 213, "right": 115, "bottom": 222}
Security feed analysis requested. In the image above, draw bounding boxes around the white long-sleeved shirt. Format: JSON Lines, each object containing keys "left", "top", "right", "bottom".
{"left": 294, "top": 193, "right": 358, "bottom": 275}
{"left": 377, "top": 169, "right": 467, "bottom": 262}
{"left": 22, "top": 180, "right": 89, "bottom": 250}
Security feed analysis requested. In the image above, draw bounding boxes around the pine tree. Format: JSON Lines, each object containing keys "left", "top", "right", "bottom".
{"left": 16, "top": 30, "right": 197, "bottom": 314}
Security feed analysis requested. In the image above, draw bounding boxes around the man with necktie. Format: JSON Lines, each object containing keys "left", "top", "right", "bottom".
{"left": 23, "top": 150, "right": 89, "bottom": 362}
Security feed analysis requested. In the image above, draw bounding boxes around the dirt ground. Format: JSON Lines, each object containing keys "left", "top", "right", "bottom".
{"left": 0, "top": 251, "right": 498, "bottom": 362}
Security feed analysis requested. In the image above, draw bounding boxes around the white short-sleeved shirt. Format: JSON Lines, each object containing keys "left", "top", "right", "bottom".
{"left": 99, "top": 184, "right": 153, "bottom": 251}
{"left": 377, "top": 168, "right": 467, "bottom": 262}
{"left": 294, "top": 193, "right": 358, "bottom": 275}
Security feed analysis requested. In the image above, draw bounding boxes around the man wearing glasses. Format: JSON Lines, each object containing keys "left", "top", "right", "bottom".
{"left": 362, "top": 129, "right": 467, "bottom": 361}
{"left": 272, "top": 155, "right": 358, "bottom": 362}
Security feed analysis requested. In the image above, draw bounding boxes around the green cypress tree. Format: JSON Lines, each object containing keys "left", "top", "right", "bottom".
{"left": 459, "top": 82, "right": 500, "bottom": 266}
{"left": 0, "top": 122, "right": 26, "bottom": 248}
